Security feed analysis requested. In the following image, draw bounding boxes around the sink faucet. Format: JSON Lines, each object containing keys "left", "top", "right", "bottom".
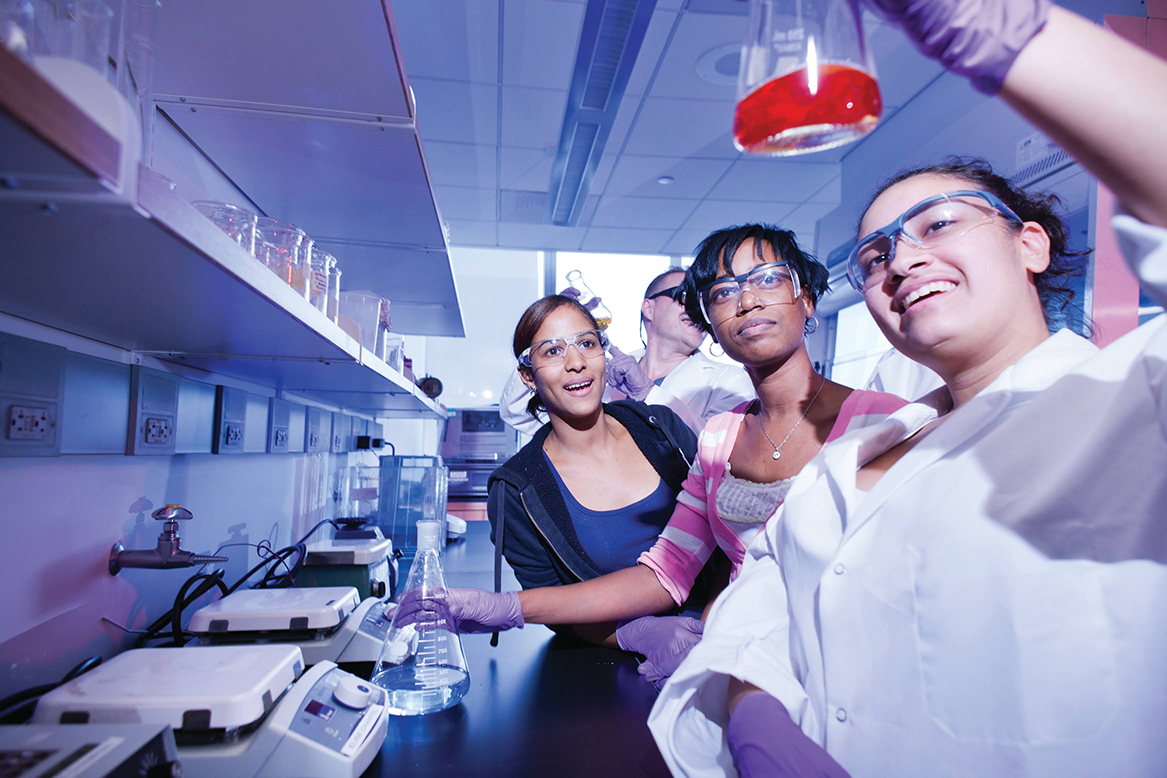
{"left": 109, "top": 505, "right": 229, "bottom": 575}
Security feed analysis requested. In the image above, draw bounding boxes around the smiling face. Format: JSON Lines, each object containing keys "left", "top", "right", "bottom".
{"left": 859, "top": 173, "right": 1052, "bottom": 375}
{"left": 518, "top": 304, "right": 607, "bottom": 420}
{"left": 708, "top": 238, "right": 814, "bottom": 370}
{"left": 643, "top": 271, "right": 705, "bottom": 354}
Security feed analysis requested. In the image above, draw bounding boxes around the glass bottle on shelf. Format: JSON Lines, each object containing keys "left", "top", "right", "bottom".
{"left": 371, "top": 520, "right": 469, "bottom": 716}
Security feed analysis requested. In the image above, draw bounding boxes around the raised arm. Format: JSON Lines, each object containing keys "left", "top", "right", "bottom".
{"left": 999, "top": 7, "right": 1167, "bottom": 228}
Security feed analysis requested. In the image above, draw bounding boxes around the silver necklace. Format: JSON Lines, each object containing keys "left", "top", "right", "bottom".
{"left": 756, "top": 376, "right": 826, "bottom": 460}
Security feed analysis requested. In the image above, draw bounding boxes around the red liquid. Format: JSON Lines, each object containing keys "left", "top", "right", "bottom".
{"left": 733, "top": 64, "right": 882, "bottom": 155}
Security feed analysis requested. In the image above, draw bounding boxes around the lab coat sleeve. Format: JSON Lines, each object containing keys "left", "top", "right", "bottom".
{"left": 1113, "top": 213, "right": 1167, "bottom": 435}
{"left": 649, "top": 552, "right": 809, "bottom": 778}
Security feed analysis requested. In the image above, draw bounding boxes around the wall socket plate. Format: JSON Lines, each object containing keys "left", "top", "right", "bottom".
{"left": 268, "top": 398, "right": 292, "bottom": 454}
{"left": 127, "top": 366, "right": 178, "bottom": 456}
{"left": 213, "top": 386, "right": 248, "bottom": 454}
{"left": 0, "top": 334, "right": 65, "bottom": 457}
{"left": 330, "top": 412, "right": 349, "bottom": 454}
{"left": 305, "top": 406, "right": 329, "bottom": 454}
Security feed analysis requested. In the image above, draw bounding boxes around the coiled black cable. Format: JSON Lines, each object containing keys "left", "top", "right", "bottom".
{"left": 0, "top": 655, "right": 103, "bottom": 724}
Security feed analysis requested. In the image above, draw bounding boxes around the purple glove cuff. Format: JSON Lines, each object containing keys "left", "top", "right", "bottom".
{"left": 870, "top": 0, "right": 1049, "bottom": 94}
{"left": 728, "top": 693, "right": 852, "bottom": 778}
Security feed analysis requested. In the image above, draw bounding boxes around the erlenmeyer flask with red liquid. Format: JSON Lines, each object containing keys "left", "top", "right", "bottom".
{"left": 734, "top": 0, "right": 882, "bottom": 156}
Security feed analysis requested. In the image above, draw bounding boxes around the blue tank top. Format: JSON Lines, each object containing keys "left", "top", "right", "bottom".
{"left": 543, "top": 451, "right": 676, "bottom": 574}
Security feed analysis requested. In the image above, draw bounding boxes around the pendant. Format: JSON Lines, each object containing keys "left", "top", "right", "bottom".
{"left": 772, "top": 450, "right": 781, "bottom": 460}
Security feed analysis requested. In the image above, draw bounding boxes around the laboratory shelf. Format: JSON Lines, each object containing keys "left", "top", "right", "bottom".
{"left": 0, "top": 46, "right": 442, "bottom": 418}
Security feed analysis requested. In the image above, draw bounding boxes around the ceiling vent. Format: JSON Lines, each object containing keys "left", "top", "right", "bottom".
{"left": 500, "top": 190, "right": 550, "bottom": 224}
{"left": 545, "top": 0, "right": 658, "bottom": 226}
{"left": 1015, "top": 131, "right": 1075, "bottom": 187}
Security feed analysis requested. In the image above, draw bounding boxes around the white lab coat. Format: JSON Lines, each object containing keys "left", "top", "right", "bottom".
{"left": 863, "top": 347, "right": 945, "bottom": 401}
{"left": 650, "top": 212, "right": 1167, "bottom": 777}
{"left": 499, "top": 349, "right": 754, "bottom": 435}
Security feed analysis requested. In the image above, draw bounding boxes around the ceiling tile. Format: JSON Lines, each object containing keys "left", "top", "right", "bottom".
{"left": 445, "top": 219, "right": 499, "bottom": 247}
{"left": 709, "top": 160, "right": 840, "bottom": 203}
{"left": 500, "top": 146, "right": 555, "bottom": 190}
{"left": 602, "top": 155, "right": 735, "bottom": 199}
{"left": 622, "top": 96, "right": 739, "bottom": 159}
{"left": 662, "top": 229, "right": 716, "bottom": 256}
{"left": 648, "top": 12, "right": 747, "bottom": 101}
{"left": 581, "top": 227, "right": 676, "bottom": 254}
{"left": 499, "top": 224, "right": 587, "bottom": 251}
{"left": 432, "top": 186, "right": 499, "bottom": 221}
{"left": 503, "top": 0, "right": 586, "bottom": 88}
{"left": 624, "top": 10, "right": 679, "bottom": 98}
{"left": 391, "top": 0, "right": 500, "bottom": 84}
{"left": 682, "top": 199, "right": 798, "bottom": 234}
{"left": 423, "top": 142, "right": 498, "bottom": 189}
{"left": 501, "top": 86, "right": 570, "bottom": 149}
{"left": 590, "top": 197, "right": 699, "bottom": 229}
{"left": 411, "top": 78, "right": 499, "bottom": 145}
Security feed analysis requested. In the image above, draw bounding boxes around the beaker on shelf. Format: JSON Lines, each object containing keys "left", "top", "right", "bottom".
{"left": 371, "top": 520, "right": 469, "bottom": 716}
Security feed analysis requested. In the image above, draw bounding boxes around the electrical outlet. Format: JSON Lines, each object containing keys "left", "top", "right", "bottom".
{"left": 225, "top": 423, "right": 243, "bottom": 446}
{"left": 305, "top": 406, "right": 328, "bottom": 453}
{"left": 268, "top": 398, "right": 293, "bottom": 454}
{"left": 8, "top": 405, "right": 50, "bottom": 440}
{"left": 274, "top": 428, "right": 288, "bottom": 447}
{"left": 144, "top": 416, "right": 173, "bottom": 445}
{"left": 308, "top": 431, "right": 319, "bottom": 448}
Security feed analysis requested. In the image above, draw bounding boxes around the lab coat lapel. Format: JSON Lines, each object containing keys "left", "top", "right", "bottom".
{"left": 840, "top": 388, "right": 1012, "bottom": 542}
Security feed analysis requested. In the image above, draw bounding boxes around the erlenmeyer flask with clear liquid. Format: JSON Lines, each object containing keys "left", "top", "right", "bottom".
{"left": 565, "top": 269, "right": 613, "bottom": 331}
{"left": 371, "top": 520, "right": 470, "bottom": 715}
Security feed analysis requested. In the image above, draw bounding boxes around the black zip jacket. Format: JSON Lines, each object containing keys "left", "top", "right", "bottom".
{"left": 486, "top": 401, "right": 698, "bottom": 597}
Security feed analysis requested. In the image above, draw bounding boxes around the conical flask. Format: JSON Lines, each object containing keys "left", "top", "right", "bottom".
{"left": 371, "top": 520, "right": 470, "bottom": 715}
{"left": 565, "top": 269, "right": 613, "bottom": 330}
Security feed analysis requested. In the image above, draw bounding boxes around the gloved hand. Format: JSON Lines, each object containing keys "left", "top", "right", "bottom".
{"left": 559, "top": 286, "right": 603, "bottom": 312}
{"left": 728, "top": 692, "right": 853, "bottom": 777}
{"left": 859, "top": 0, "right": 1050, "bottom": 94}
{"left": 615, "top": 615, "right": 704, "bottom": 688}
{"left": 605, "top": 345, "right": 653, "bottom": 401}
{"left": 394, "top": 587, "right": 524, "bottom": 635}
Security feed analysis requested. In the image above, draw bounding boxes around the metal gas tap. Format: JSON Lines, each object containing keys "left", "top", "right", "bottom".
{"left": 108, "top": 504, "right": 228, "bottom": 575}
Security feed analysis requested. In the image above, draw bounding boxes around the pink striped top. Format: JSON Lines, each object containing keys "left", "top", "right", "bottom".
{"left": 638, "top": 389, "right": 907, "bottom": 605}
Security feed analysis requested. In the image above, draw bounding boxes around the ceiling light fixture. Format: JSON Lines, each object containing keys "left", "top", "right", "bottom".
{"left": 657, "top": 176, "right": 675, "bottom": 185}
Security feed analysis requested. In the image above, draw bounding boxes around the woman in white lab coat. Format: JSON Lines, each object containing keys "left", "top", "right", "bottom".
{"left": 649, "top": 1, "right": 1167, "bottom": 776}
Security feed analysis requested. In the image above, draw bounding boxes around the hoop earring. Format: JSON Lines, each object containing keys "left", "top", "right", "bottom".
{"left": 804, "top": 315, "right": 819, "bottom": 335}
{"left": 709, "top": 341, "right": 726, "bottom": 358}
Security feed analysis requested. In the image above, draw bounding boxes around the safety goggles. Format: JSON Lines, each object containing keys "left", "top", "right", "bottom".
{"left": 646, "top": 285, "right": 681, "bottom": 302}
{"left": 696, "top": 262, "right": 801, "bottom": 327}
{"left": 847, "top": 190, "right": 1023, "bottom": 292}
{"left": 518, "top": 329, "right": 609, "bottom": 369}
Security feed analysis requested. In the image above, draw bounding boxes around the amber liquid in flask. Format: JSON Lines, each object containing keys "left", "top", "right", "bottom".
{"left": 371, "top": 520, "right": 470, "bottom": 716}
{"left": 733, "top": 63, "right": 881, "bottom": 155}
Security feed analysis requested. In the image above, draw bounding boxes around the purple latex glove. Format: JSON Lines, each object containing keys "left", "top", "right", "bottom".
{"left": 615, "top": 615, "right": 704, "bottom": 688}
{"left": 860, "top": 0, "right": 1049, "bottom": 94}
{"left": 394, "top": 587, "right": 524, "bottom": 634}
{"left": 605, "top": 345, "right": 653, "bottom": 401}
{"left": 728, "top": 693, "right": 853, "bottom": 778}
{"left": 558, "top": 286, "right": 604, "bottom": 312}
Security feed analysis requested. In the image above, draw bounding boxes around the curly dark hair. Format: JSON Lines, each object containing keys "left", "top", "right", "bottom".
{"left": 863, "top": 156, "right": 1091, "bottom": 333}
{"left": 677, "top": 224, "right": 830, "bottom": 334}
{"left": 512, "top": 294, "right": 601, "bottom": 418}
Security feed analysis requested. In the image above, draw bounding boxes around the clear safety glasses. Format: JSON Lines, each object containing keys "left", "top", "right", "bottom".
{"left": 518, "top": 329, "right": 609, "bottom": 369}
{"left": 847, "top": 190, "right": 1023, "bottom": 292}
{"left": 697, "top": 262, "right": 801, "bottom": 326}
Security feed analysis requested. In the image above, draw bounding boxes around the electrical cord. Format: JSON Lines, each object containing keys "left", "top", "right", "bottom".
{"left": 0, "top": 655, "right": 103, "bottom": 724}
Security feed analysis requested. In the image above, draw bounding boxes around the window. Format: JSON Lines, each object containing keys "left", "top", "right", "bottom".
{"left": 829, "top": 302, "right": 891, "bottom": 389}
{"left": 556, "top": 252, "right": 674, "bottom": 354}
